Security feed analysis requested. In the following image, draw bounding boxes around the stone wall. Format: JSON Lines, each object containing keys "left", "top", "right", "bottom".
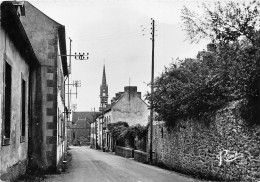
{"left": 115, "top": 146, "right": 134, "bottom": 158}
{"left": 134, "top": 150, "right": 147, "bottom": 163}
{"left": 0, "top": 159, "right": 28, "bottom": 182}
{"left": 149, "top": 101, "right": 260, "bottom": 181}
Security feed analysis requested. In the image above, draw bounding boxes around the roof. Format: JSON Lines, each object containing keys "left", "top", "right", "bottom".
{"left": 1, "top": 1, "right": 40, "bottom": 67}
{"left": 103, "top": 86, "right": 149, "bottom": 114}
{"left": 72, "top": 111, "right": 100, "bottom": 126}
{"left": 58, "top": 25, "right": 68, "bottom": 76}
{"left": 104, "top": 93, "right": 125, "bottom": 113}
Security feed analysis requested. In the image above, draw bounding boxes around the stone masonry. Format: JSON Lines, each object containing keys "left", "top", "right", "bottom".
{"left": 149, "top": 101, "right": 260, "bottom": 181}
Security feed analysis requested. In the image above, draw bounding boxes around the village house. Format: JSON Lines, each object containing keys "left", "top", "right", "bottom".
{"left": 89, "top": 111, "right": 100, "bottom": 149}
{"left": 70, "top": 111, "right": 95, "bottom": 146}
{"left": 0, "top": 2, "right": 40, "bottom": 181}
{"left": 96, "top": 86, "right": 149, "bottom": 151}
{"left": 90, "top": 66, "right": 149, "bottom": 151}
{"left": 19, "top": 1, "right": 68, "bottom": 173}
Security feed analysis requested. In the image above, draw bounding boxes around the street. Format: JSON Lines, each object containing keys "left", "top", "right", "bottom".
{"left": 44, "top": 146, "right": 201, "bottom": 182}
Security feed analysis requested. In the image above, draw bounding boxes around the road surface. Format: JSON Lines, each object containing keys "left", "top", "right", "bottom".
{"left": 44, "top": 146, "right": 202, "bottom": 182}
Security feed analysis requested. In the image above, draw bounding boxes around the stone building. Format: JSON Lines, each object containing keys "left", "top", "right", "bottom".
{"left": 70, "top": 112, "right": 95, "bottom": 146}
{"left": 89, "top": 111, "right": 100, "bottom": 149}
{"left": 91, "top": 65, "right": 109, "bottom": 149}
{"left": 101, "top": 86, "right": 149, "bottom": 151}
{"left": 0, "top": 2, "right": 40, "bottom": 180}
{"left": 91, "top": 65, "right": 149, "bottom": 150}
{"left": 19, "top": 2, "right": 68, "bottom": 172}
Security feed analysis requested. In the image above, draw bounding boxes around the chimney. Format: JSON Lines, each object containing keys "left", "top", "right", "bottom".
{"left": 207, "top": 43, "right": 216, "bottom": 52}
{"left": 115, "top": 93, "right": 121, "bottom": 98}
{"left": 137, "top": 92, "right": 141, "bottom": 99}
{"left": 111, "top": 98, "right": 115, "bottom": 104}
{"left": 124, "top": 86, "right": 137, "bottom": 94}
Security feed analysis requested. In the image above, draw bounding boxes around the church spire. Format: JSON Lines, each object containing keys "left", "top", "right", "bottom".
{"left": 102, "top": 65, "right": 107, "bottom": 85}
{"left": 100, "top": 64, "right": 108, "bottom": 112}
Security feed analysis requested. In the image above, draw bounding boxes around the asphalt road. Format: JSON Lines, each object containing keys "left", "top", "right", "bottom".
{"left": 44, "top": 146, "right": 202, "bottom": 182}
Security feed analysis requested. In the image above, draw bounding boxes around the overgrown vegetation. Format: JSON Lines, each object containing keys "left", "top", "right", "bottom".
{"left": 108, "top": 122, "right": 147, "bottom": 151}
{"left": 146, "top": 1, "right": 260, "bottom": 126}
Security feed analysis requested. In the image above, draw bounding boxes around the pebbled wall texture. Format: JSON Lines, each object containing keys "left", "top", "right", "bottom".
{"left": 149, "top": 101, "right": 260, "bottom": 181}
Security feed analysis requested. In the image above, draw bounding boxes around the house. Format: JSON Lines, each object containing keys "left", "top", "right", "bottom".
{"left": 90, "top": 65, "right": 149, "bottom": 150}
{"left": 19, "top": 2, "right": 68, "bottom": 173}
{"left": 90, "top": 111, "right": 100, "bottom": 149}
{"left": 100, "top": 86, "right": 149, "bottom": 151}
{"left": 70, "top": 112, "right": 96, "bottom": 146}
{"left": 0, "top": 2, "right": 40, "bottom": 181}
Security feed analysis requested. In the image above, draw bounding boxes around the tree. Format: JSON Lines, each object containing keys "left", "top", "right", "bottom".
{"left": 181, "top": 1, "right": 260, "bottom": 44}
{"left": 107, "top": 122, "right": 129, "bottom": 147}
{"left": 180, "top": 0, "right": 260, "bottom": 125}
{"left": 146, "top": 1, "right": 260, "bottom": 126}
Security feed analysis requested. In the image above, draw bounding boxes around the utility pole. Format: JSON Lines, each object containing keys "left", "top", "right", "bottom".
{"left": 68, "top": 38, "right": 72, "bottom": 120}
{"left": 150, "top": 18, "right": 155, "bottom": 164}
{"left": 59, "top": 37, "right": 89, "bottom": 147}
{"left": 61, "top": 37, "right": 89, "bottom": 118}
{"left": 66, "top": 80, "right": 81, "bottom": 100}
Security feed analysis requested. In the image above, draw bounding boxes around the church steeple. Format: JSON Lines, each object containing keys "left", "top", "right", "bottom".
{"left": 102, "top": 65, "right": 107, "bottom": 85}
{"left": 100, "top": 65, "right": 108, "bottom": 112}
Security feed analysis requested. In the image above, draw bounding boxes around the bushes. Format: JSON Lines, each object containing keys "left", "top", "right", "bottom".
{"left": 108, "top": 122, "right": 147, "bottom": 151}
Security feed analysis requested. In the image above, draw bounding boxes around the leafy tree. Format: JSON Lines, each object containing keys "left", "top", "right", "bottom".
{"left": 107, "top": 122, "right": 129, "bottom": 146}
{"left": 181, "top": 1, "right": 260, "bottom": 44}
{"left": 146, "top": 0, "right": 260, "bottom": 126}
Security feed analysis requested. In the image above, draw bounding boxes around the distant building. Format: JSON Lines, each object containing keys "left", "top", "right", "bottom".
{"left": 100, "top": 86, "right": 149, "bottom": 151}
{"left": 0, "top": 2, "right": 40, "bottom": 180}
{"left": 99, "top": 65, "right": 108, "bottom": 112}
{"left": 89, "top": 111, "right": 100, "bottom": 149}
{"left": 91, "top": 65, "right": 149, "bottom": 151}
{"left": 71, "top": 112, "right": 96, "bottom": 146}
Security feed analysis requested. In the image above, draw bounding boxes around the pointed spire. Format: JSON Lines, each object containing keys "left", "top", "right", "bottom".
{"left": 102, "top": 64, "right": 107, "bottom": 85}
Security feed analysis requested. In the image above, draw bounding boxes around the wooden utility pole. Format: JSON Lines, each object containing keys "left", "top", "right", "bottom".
{"left": 150, "top": 18, "right": 155, "bottom": 164}
{"left": 68, "top": 38, "right": 72, "bottom": 118}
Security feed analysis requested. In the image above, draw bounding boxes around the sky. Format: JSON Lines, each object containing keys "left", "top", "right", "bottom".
{"left": 27, "top": 0, "right": 210, "bottom": 111}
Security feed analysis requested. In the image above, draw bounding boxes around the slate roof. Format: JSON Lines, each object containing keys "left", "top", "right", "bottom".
{"left": 103, "top": 86, "right": 147, "bottom": 114}
{"left": 72, "top": 112, "right": 100, "bottom": 128}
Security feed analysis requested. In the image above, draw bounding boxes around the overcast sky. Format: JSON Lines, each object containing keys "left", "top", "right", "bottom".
{"left": 28, "top": 0, "right": 210, "bottom": 111}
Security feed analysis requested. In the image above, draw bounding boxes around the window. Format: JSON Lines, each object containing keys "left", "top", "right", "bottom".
{"left": 3, "top": 62, "right": 12, "bottom": 145}
{"left": 73, "top": 132, "right": 75, "bottom": 139}
{"left": 21, "top": 78, "right": 26, "bottom": 142}
{"left": 161, "top": 128, "right": 164, "bottom": 138}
